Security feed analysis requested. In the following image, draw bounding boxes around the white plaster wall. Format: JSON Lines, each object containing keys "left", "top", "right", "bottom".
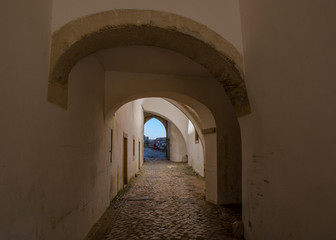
{"left": 169, "top": 122, "right": 188, "bottom": 163}
{"left": 111, "top": 100, "right": 144, "bottom": 197}
{"left": 0, "top": 1, "right": 112, "bottom": 237}
{"left": 47, "top": 56, "right": 110, "bottom": 240}
{"left": 187, "top": 121, "right": 204, "bottom": 177}
{"left": 51, "top": 0, "right": 243, "bottom": 53}
{"left": 239, "top": 1, "right": 336, "bottom": 239}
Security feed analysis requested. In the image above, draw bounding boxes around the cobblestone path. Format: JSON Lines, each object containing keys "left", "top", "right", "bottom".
{"left": 86, "top": 159, "right": 241, "bottom": 240}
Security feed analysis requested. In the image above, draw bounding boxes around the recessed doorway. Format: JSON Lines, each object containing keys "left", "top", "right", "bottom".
{"left": 123, "top": 136, "right": 128, "bottom": 185}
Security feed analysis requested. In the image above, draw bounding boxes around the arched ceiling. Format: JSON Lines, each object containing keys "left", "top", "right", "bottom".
{"left": 95, "top": 46, "right": 211, "bottom": 77}
{"left": 48, "top": 9, "right": 251, "bottom": 117}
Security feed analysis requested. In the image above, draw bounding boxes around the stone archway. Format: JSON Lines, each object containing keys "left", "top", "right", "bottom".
{"left": 48, "top": 10, "right": 248, "bottom": 205}
{"left": 144, "top": 113, "right": 168, "bottom": 131}
{"left": 47, "top": 9, "right": 250, "bottom": 117}
{"left": 144, "top": 113, "right": 169, "bottom": 159}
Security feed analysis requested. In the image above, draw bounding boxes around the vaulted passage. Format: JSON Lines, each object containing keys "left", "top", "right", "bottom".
{"left": 101, "top": 46, "right": 242, "bottom": 205}
{"left": 109, "top": 97, "right": 207, "bottom": 198}
{"left": 45, "top": 9, "right": 247, "bottom": 209}
{"left": 94, "top": 96, "right": 242, "bottom": 238}
{"left": 2, "top": 2, "right": 335, "bottom": 240}
{"left": 45, "top": 9, "right": 246, "bottom": 237}
{"left": 48, "top": 10, "right": 250, "bottom": 117}
{"left": 46, "top": 12, "right": 245, "bottom": 237}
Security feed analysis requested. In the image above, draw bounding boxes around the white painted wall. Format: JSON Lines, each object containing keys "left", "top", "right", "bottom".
{"left": 187, "top": 121, "right": 204, "bottom": 177}
{"left": 0, "top": 2, "right": 112, "bottom": 236}
{"left": 239, "top": 1, "right": 336, "bottom": 239}
{"left": 168, "top": 122, "right": 188, "bottom": 163}
{"left": 48, "top": 56, "right": 110, "bottom": 240}
{"left": 111, "top": 100, "right": 144, "bottom": 198}
{"left": 51, "top": 0, "right": 243, "bottom": 53}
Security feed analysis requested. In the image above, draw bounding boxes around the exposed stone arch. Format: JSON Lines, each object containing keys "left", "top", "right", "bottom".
{"left": 48, "top": 9, "right": 250, "bottom": 117}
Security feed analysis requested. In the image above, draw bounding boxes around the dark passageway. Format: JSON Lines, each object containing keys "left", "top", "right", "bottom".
{"left": 2, "top": 3, "right": 335, "bottom": 240}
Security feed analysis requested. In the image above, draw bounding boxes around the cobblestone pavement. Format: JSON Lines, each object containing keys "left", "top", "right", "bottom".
{"left": 86, "top": 159, "right": 241, "bottom": 240}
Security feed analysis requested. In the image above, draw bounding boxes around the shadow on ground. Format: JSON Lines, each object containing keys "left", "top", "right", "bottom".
{"left": 85, "top": 158, "right": 242, "bottom": 240}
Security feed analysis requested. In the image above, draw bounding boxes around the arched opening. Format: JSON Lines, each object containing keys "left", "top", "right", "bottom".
{"left": 50, "top": 9, "right": 248, "bottom": 206}
{"left": 105, "top": 89, "right": 224, "bottom": 204}
{"left": 48, "top": 9, "right": 250, "bottom": 117}
{"left": 110, "top": 96, "right": 206, "bottom": 186}
{"left": 144, "top": 117, "right": 168, "bottom": 160}
{"left": 141, "top": 98, "right": 206, "bottom": 175}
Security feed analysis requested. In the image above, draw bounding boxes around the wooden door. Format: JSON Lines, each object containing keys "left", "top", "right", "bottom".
{"left": 138, "top": 141, "right": 141, "bottom": 170}
{"left": 123, "top": 137, "right": 128, "bottom": 185}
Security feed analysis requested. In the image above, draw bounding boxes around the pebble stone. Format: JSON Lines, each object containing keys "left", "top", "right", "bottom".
{"left": 85, "top": 159, "right": 242, "bottom": 240}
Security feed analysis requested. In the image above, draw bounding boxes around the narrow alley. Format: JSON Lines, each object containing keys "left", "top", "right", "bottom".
{"left": 85, "top": 157, "right": 241, "bottom": 240}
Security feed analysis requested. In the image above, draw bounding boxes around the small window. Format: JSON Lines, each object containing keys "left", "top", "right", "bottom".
{"left": 133, "top": 138, "right": 135, "bottom": 156}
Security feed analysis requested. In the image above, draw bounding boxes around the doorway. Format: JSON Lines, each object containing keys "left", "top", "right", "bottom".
{"left": 144, "top": 117, "right": 168, "bottom": 160}
{"left": 138, "top": 140, "right": 141, "bottom": 170}
{"left": 123, "top": 136, "right": 128, "bottom": 185}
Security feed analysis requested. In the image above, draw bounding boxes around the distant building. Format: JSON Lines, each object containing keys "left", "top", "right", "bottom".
{"left": 144, "top": 136, "right": 166, "bottom": 151}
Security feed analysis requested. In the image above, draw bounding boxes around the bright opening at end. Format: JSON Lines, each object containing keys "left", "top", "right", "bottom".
{"left": 144, "top": 118, "right": 167, "bottom": 160}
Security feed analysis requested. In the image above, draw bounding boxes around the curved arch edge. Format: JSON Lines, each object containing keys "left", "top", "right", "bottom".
{"left": 47, "top": 81, "right": 68, "bottom": 109}
{"left": 48, "top": 9, "right": 251, "bottom": 117}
